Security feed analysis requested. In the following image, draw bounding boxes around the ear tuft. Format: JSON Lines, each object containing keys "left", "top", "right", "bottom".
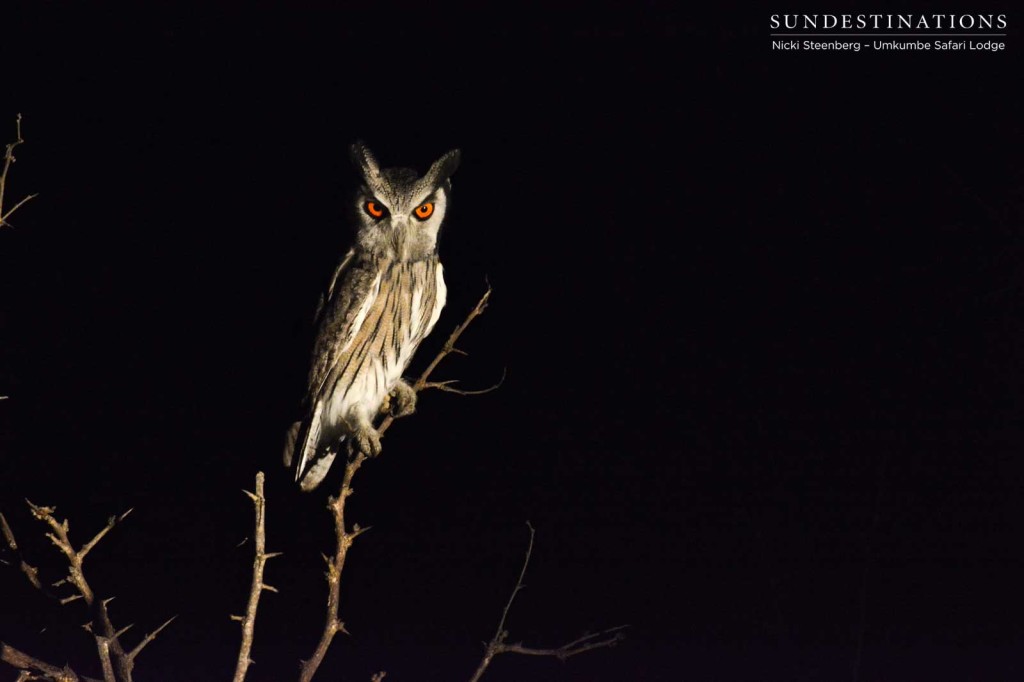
{"left": 426, "top": 148, "right": 461, "bottom": 186}
{"left": 350, "top": 140, "right": 381, "bottom": 180}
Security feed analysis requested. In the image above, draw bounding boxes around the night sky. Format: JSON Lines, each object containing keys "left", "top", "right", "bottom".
{"left": 1, "top": 3, "right": 1022, "bottom": 681}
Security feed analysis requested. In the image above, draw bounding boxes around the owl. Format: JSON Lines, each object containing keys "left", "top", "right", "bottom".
{"left": 284, "top": 142, "right": 461, "bottom": 491}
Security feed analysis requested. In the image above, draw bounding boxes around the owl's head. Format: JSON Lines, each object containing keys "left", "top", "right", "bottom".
{"left": 349, "top": 142, "right": 461, "bottom": 262}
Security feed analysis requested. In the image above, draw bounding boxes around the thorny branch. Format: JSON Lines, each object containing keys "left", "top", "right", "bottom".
{"left": 232, "top": 472, "right": 281, "bottom": 682}
{"left": 0, "top": 642, "right": 101, "bottom": 682}
{"left": 467, "top": 523, "right": 627, "bottom": 682}
{"left": 1, "top": 113, "right": 38, "bottom": 228}
{"left": 0, "top": 114, "right": 35, "bottom": 401}
{"left": 0, "top": 503, "right": 176, "bottom": 682}
{"left": 1, "top": 511, "right": 46, "bottom": 593}
{"left": 298, "top": 285, "right": 494, "bottom": 682}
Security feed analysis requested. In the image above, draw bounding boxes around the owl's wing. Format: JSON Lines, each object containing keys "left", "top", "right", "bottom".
{"left": 293, "top": 253, "right": 383, "bottom": 488}
{"left": 313, "top": 247, "right": 355, "bottom": 326}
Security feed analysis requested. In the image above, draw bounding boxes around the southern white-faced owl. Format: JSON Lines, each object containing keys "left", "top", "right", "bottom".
{"left": 284, "top": 142, "right": 461, "bottom": 491}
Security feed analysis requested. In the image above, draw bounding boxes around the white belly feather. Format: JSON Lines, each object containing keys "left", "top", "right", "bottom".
{"left": 324, "top": 261, "right": 445, "bottom": 432}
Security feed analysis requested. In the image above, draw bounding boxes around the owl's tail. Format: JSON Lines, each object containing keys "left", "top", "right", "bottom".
{"left": 286, "top": 400, "right": 339, "bottom": 492}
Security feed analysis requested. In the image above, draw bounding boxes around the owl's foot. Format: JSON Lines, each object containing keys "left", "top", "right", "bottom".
{"left": 388, "top": 379, "right": 417, "bottom": 418}
{"left": 351, "top": 424, "right": 383, "bottom": 457}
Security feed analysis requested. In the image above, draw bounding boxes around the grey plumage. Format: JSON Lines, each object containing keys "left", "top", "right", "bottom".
{"left": 285, "top": 142, "right": 461, "bottom": 491}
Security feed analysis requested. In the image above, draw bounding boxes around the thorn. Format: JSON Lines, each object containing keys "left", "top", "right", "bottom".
{"left": 262, "top": 551, "right": 283, "bottom": 560}
{"left": 103, "top": 596, "right": 116, "bottom": 606}
{"left": 114, "top": 623, "right": 134, "bottom": 639}
{"left": 60, "top": 594, "right": 83, "bottom": 605}
{"left": 350, "top": 525, "right": 372, "bottom": 539}
{"left": 243, "top": 489, "right": 258, "bottom": 502}
{"left": 262, "top": 584, "right": 279, "bottom": 593}
{"left": 236, "top": 537, "right": 249, "bottom": 547}
{"left": 231, "top": 614, "right": 244, "bottom": 622}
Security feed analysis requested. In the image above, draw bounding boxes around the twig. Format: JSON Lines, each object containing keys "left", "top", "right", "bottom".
{"left": 1, "top": 641, "right": 102, "bottom": 682}
{"left": 0, "top": 113, "right": 37, "bottom": 228}
{"left": 467, "top": 523, "right": 627, "bottom": 682}
{"left": 232, "top": 472, "right": 281, "bottom": 682}
{"left": 421, "top": 367, "right": 506, "bottom": 396}
{"left": 126, "top": 617, "right": 176, "bottom": 664}
{"left": 492, "top": 626, "right": 630, "bottom": 660}
{"left": 22, "top": 502, "right": 174, "bottom": 682}
{"left": 1, "top": 511, "right": 46, "bottom": 593}
{"left": 298, "top": 286, "right": 494, "bottom": 682}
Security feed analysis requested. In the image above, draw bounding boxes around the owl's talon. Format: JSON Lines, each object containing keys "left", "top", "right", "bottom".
{"left": 353, "top": 427, "right": 382, "bottom": 457}
{"left": 389, "top": 380, "right": 417, "bottom": 418}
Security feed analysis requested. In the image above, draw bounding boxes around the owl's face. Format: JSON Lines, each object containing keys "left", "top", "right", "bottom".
{"left": 350, "top": 142, "right": 461, "bottom": 262}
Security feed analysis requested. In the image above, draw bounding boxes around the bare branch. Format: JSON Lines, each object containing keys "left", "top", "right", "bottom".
{"left": 1, "top": 511, "right": 46, "bottom": 592}
{"left": 2, "top": 192, "right": 38, "bottom": 224}
{"left": 298, "top": 453, "right": 362, "bottom": 682}
{"left": 26, "top": 502, "right": 132, "bottom": 608}
{"left": 468, "top": 521, "right": 534, "bottom": 682}
{"left": 0, "top": 512, "right": 18, "bottom": 550}
{"left": 468, "top": 524, "right": 627, "bottom": 682}
{"left": 95, "top": 639, "right": 115, "bottom": 682}
{"left": 299, "top": 286, "right": 494, "bottom": 682}
{"left": 233, "top": 472, "right": 278, "bottom": 682}
{"left": 0, "top": 114, "right": 36, "bottom": 228}
{"left": 26, "top": 501, "right": 96, "bottom": 605}
{"left": 125, "top": 616, "right": 176, "bottom": 663}
{"left": 421, "top": 367, "right": 506, "bottom": 396}
{"left": 495, "top": 626, "right": 629, "bottom": 660}
{"left": 21, "top": 501, "right": 172, "bottom": 682}
{"left": 79, "top": 511, "right": 133, "bottom": 561}
{"left": 1, "top": 641, "right": 102, "bottom": 682}
{"left": 412, "top": 287, "right": 492, "bottom": 393}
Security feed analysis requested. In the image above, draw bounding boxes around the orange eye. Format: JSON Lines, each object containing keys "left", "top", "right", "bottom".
{"left": 414, "top": 202, "right": 434, "bottom": 220}
{"left": 365, "top": 201, "right": 385, "bottom": 219}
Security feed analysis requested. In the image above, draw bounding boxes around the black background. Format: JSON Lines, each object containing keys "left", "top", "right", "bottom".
{"left": 1, "top": 3, "right": 1022, "bottom": 680}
